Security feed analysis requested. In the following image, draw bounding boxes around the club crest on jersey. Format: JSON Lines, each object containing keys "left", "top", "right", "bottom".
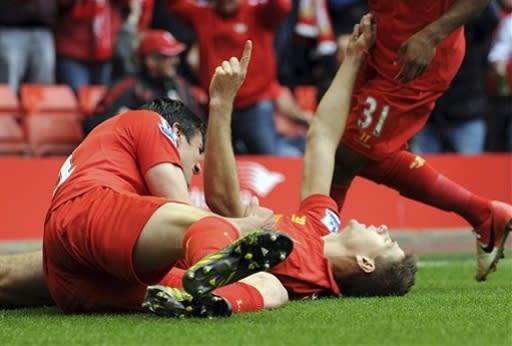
{"left": 159, "top": 118, "right": 178, "bottom": 147}
{"left": 321, "top": 209, "right": 340, "bottom": 233}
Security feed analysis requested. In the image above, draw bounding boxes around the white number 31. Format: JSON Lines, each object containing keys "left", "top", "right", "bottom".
{"left": 357, "top": 96, "right": 390, "bottom": 137}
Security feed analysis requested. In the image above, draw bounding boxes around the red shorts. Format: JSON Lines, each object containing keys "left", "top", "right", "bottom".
{"left": 43, "top": 186, "right": 170, "bottom": 313}
{"left": 341, "top": 78, "right": 444, "bottom": 160}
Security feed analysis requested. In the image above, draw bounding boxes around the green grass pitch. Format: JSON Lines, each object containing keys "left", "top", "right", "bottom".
{"left": 1, "top": 253, "right": 511, "bottom": 346}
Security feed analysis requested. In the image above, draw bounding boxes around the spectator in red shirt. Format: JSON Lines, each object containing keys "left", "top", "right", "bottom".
{"left": 167, "top": 0, "right": 302, "bottom": 155}
{"left": 55, "top": 0, "right": 154, "bottom": 94}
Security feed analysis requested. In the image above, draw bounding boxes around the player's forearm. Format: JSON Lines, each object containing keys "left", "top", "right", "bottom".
{"left": 314, "top": 53, "right": 366, "bottom": 142}
{"left": 300, "top": 53, "right": 365, "bottom": 199}
{"left": 420, "top": 0, "right": 491, "bottom": 45}
{"left": 204, "top": 101, "right": 245, "bottom": 217}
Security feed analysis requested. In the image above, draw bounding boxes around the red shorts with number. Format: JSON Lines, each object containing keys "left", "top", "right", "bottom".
{"left": 43, "top": 186, "right": 171, "bottom": 313}
{"left": 341, "top": 78, "right": 444, "bottom": 161}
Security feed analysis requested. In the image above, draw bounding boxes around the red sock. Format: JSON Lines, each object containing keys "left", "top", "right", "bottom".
{"left": 182, "top": 216, "right": 240, "bottom": 267}
{"left": 213, "top": 282, "right": 264, "bottom": 313}
{"left": 158, "top": 267, "right": 185, "bottom": 288}
{"left": 330, "top": 183, "right": 351, "bottom": 213}
{"left": 157, "top": 268, "right": 263, "bottom": 313}
{"left": 359, "top": 151, "right": 491, "bottom": 228}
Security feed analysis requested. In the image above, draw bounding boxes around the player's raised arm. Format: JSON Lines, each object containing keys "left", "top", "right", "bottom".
{"left": 300, "top": 14, "right": 375, "bottom": 201}
{"left": 203, "top": 40, "right": 252, "bottom": 217}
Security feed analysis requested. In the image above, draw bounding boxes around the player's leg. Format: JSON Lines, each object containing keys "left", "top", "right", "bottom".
{"left": 0, "top": 250, "right": 54, "bottom": 308}
{"left": 144, "top": 269, "right": 288, "bottom": 318}
{"left": 332, "top": 82, "right": 510, "bottom": 281}
{"left": 44, "top": 187, "right": 291, "bottom": 313}
{"left": 358, "top": 151, "right": 511, "bottom": 281}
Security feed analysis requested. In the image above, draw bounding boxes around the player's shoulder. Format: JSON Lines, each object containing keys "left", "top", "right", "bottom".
{"left": 116, "top": 110, "right": 165, "bottom": 134}
{"left": 120, "top": 109, "right": 161, "bottom": 122}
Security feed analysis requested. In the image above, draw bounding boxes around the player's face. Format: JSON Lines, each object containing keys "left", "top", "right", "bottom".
{"left": 178, "top": 132, "right": 204, "bottom": 185}
{"left": 340, "top": 219, "right": 405, "bottom": 262}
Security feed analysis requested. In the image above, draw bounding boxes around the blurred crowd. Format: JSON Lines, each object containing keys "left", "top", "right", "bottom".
{"left": 1, "top": 0, "right": 511, "bottom": 155}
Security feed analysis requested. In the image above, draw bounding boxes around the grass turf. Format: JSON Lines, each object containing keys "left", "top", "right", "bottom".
{"left": 1, "top": 253, "right": 511, "bottom": 346}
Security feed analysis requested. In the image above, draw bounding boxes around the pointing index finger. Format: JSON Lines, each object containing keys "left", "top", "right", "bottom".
{"left": 240, "top": 40, "right": 252, "bottom": 73}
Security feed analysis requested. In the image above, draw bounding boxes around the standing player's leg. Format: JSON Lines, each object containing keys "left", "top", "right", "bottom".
{"left": 331, "top": 82, "right": 511, "bottom": 281}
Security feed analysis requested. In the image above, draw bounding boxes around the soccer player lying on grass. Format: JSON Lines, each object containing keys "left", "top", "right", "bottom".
{"left": 201, "top": 13, "right": 417, "bottom": 300}
{"left": 0, "top": 46, "right": 296, "bottom": 316}
{"left": 0, "top": 16, "right": 415, "bottom": 316}
{"left": 0, "top": 42, "right": 293, "bottom": 318}
{"left": 143, "top": 14, "right": 417, "bottom": 315}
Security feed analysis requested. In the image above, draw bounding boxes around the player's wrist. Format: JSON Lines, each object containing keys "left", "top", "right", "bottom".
{"left": 344, "top": 50, "right": 367, "bottom": 62}
{"left": 418, "top": 25, "right": 443, "bottom": 46}
{"left": 209, "top": 97, "right": 234, "bottom": 114}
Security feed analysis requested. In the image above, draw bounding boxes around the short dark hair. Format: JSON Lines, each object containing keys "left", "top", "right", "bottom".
{"left": 337, "top": 253, "right": 417, "bottom": 297}
{"left": 139, "top": 97, "right": 206, "bottom": 145}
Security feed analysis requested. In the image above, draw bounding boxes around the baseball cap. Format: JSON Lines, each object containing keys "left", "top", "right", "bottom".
{"left": 138, "top": 30, "right": 186, "bottom": 57}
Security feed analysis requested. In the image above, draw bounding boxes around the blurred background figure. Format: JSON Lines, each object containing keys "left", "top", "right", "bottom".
{"left": 410, "top": 4, "right": 499, "bottom": 155}
{"left": 487, "top": 0, "right": 512, "bottom": 152}
{"left": 275, "top": 0, "right": 366, "bottom": 116}
{"left": 272, "top": 83, "right": 314, "bottom": 155}
{"left": 0, "top": 0, "right": 57, "bottom": 92}
{"left": 167, "top": 0, "right": 303, "bottom": 156}
{"left": 111, "top": 0, "right": 147, "bottom": 80}
{"left": 83, "top": 29, "right": 201, "bottom": 135}
{"left": 54, "top": 0, "right": 154, "bottom": 94}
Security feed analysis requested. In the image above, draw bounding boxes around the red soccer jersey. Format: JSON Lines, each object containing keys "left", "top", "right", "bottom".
{"left": 368, "top": 0, "right": 465, "bottom": 91}
{"left": 167, "top": 0, "right": 291, "bottom": 108}
{"left": 50, "top": 110, "right": 182, "bottom": 211}
{"left": 271, "top": 194, "right": 341, "bottom": 299}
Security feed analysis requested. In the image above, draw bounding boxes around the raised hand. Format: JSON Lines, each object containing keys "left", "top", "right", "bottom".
{"left": 345, "top": 13, "right": 376, "bottom": 57}
{"left": 209, "top": 40, "right": 253, "bottom": 105}
{"left": 394, "top": 31, "right": 436, "bottom": 84}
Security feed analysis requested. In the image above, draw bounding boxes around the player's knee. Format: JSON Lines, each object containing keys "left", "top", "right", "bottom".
{"left": 241, "top": 272, "right": 288, "bottom": 309}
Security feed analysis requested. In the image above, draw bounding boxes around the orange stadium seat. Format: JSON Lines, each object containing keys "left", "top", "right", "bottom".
{"left": 19, "top": 84, "right": 84, "bottom": 155}
{"left": 0, "top": 115, "right": 30, "bottom": 155}
{"left": 24, "top": 113, "right": 83, "bottom": 156}
{"left": 0, "top": 84, "right": 22, "bottom": 117}
{"left": 20, "top": 84, "right": 79, "bottom": 116}
{"left": 0, "top": 84, "right": 29, "bottom": 154}
{"left": 78, "top": 84, "right": 107, "bottom": 118}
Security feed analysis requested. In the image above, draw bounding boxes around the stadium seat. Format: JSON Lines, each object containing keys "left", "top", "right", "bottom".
{"left": 0, "top": 84, "right": 23, "bottom": 118}
{"left": 24, "top": 114, "right": 83, "bottom": 156}
{"left": 19, "top": 84, "right": 84, "bottom": 155}
{"left": 0, "top": 84, "right": 29, "bottom": 154}
{"left": 78, "top": 84, "right": 107, "bottom": 118}
{"left": 19, "top": 84, "right": 79, "bottom": 116}
{"left": 0, "top": 116, "right": 30, "bottom": 155}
